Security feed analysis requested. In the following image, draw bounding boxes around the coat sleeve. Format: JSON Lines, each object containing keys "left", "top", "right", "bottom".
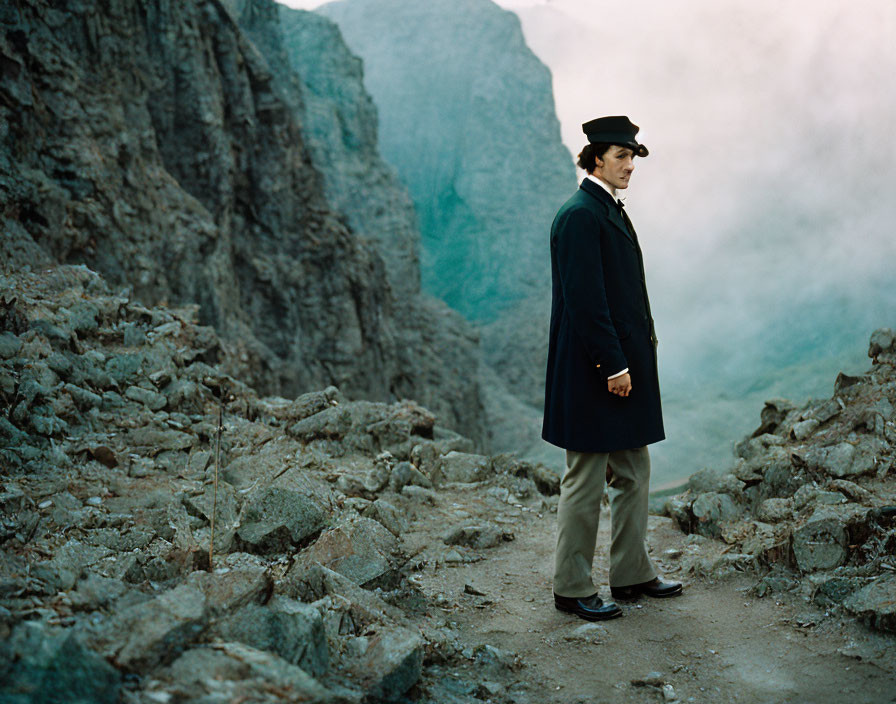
{"left": 553, "top": 206, "right": 628, "bottom": 378}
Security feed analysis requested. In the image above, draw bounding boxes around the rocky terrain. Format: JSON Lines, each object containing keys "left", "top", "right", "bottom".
{"left": 3, "top": 0, "right": 895, "bottom": 700}
{"left": 0, "top": 0, "right": 486, "bottom": 444}
{"left": 1, "top": 266, "right": 894, "bottom": 703}
{"left": 0, "top": 264, "right": 558, "bottom": 702}
{"left": 661, "top": 328, "right": 896, "bottom": 634}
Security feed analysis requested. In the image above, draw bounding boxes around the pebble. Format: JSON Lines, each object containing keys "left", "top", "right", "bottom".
{"left": 38, "top": 500, "right": 53, "bottom": 509}
{"left": 565, "top": 622, "right": 608, "bottom": 643}
{"left": 631, "top": 672, "right": 665, "bottom": 687}
{"left": 443, "top": 549, "right": 465, "bottom": 563}
{"left": 86, "top": 496, "right": 103, "bottom": 505}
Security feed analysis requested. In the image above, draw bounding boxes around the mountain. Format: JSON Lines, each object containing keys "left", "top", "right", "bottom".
{"left": 0, "top": 0, "right": 485, "bottom": 443}
{"left": 316, "top": 0, "right": 578, "bottom": 462}
{"left": 318, "top": 0, "right": 577, "bottom": 323}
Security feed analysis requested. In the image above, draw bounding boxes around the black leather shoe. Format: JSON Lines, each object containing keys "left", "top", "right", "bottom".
{"left": 553, "top": 591, "right": 623, "bottom": 620}
{"left": 610, "top": 577, "right": 683, "bottom": 600}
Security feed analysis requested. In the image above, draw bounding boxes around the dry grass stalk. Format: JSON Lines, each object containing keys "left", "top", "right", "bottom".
{"left": 210, "top": 401, "right": 222, "bottom": 569}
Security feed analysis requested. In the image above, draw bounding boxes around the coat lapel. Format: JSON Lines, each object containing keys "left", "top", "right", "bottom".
{"left": 579, "top": 178, "right": 636, "bottom": 246}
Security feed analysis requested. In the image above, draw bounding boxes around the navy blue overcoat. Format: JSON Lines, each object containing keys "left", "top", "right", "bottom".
{"left": 542, "top": 178, "right": 665, "bottom": 452}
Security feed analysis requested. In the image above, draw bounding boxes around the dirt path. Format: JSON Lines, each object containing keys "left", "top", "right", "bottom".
{"left": 398, "top": 486, "right": 896, "bottom": 704}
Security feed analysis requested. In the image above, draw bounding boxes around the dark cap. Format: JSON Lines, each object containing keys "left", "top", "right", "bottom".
{"left": 581, "top": 115, "right": 648, "bottom": 157}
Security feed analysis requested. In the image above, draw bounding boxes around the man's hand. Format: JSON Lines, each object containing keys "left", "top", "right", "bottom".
{"left": 608, "top": 372, "right": 632, "bottom": 397}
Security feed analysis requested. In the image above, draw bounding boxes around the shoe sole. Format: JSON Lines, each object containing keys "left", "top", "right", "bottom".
{"left": 554, "top": 603, "right": 623, "bottom": 620}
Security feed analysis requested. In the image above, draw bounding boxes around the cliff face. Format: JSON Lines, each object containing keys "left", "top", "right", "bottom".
{"left": 316, "top": 0, "right": 576, "bottom": 450}
{"left": 235, "top": 1, "right": 486, "bottom": 441}
{"left": 0, "top": 0, "right": 485, "bottom": 442}
{"left": 318, "top": 0, "right": 577, "bottom": 324}
{"left": 1, "top": 0, "right": 387, "bottom": 397}
{"left": 275, "top": 4, "right": 420, "bottom": 299}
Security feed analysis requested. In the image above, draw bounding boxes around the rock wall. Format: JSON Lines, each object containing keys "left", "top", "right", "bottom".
{"left": 0, "top": 0, "right": 486, "bottom": 443}
{"left": 237, "top": 0, "right": 487, "bottom": 442}
{"left": 274, "top": 4, "right": 420, "bottom": 298}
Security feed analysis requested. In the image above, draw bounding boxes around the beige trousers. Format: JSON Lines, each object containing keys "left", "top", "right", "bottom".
{"left": 553, "top": 446, "right": 657, "bottom": 597}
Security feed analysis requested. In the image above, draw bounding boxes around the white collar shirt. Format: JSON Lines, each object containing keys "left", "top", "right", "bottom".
{"left": 585, "top": 173, "right": 619, "bottom": 203}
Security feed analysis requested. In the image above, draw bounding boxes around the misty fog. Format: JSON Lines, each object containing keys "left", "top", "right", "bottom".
{"left": 282, "top": 0, "right": 895, "bottom": 483}
{"left": 498, "top": 0, "right": 896, "bottom": 481}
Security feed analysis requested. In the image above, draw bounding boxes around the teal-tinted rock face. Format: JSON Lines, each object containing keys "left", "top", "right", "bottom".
{"left": 234, "top": 0, "right": 488, "bottom": 443}
{"left": 277, "top": 5, "right": 421, "bottom": 299}
{"left": 319, "top": 0, "right": 577, "bottom": 322}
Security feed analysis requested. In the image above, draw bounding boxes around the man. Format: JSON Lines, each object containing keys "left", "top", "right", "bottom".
{"left": 543, "top": 115, "right": 682, "bottom": 621}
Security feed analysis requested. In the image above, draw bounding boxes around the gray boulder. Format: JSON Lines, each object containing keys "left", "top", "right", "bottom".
{"left": 0, "top": 621, "right": 121, "bottom": 704}
{"left": 688, "top": 468, "right": 744, "bottom": 495}
{"left": 361, "top": 498, "right": 409, "bottom": 537}
{"left": 735, "top": 433, "right": 787, "bottom": 461}
{"left": 868, "top": 327, "right": 895, "bottom": 358}
{"left": 828, "top": 479, "right": 875, "bottom": 505}
{"left": 791, "top": 418, "right": 820, "bottom": 440}
{"left": 69, "top": 573, "right": 131, "bottom": 611}
{"left": 288, "top": 407, "right": 353, "bottom": 442}
{"left": 236, "top": 487, "right": 327, "bottom": 555}
{"left": 387, "top": 460, "right": 432, "bottom": 493}
{"left": 97, "top": 584, "right": 208, "bottom": 670}
{"left": 184, "top": 553, "right": 271, "bottom": 617}
{"left": 691, "top": 492, "right": 742, "bottom": 538}
{"left": 756, "top": 498, "right": 792, "bottom": 523}
{"left": 842, "top": 574, "right": 896, "bottom": 632}
{"left": 301, "top": 517, "right": 400, "bottom": 587}
{"left": 210, "top": 598, "right": 329, "bottom": 675}
{"left": 812, "top": 576, "right": 866, "bottom": 607}
{"left": 438, "top": 451, "right": 490, "bottom": 484}
{"left": 799, "top": 442, "right": 859, "bottom": 478}
{"left": 0, "top": 332, "right": 23, "bottom": 359}
{"left": 282, "top": 386, "right": 343, "bottom": 423}
{"left": 751, "top": 398, "right": 798, "bottom": 436}
{"left": 164, "top": 642, "right": 352, "bottom": 703}
{"left": 792, "top": 506, "right": 851, "bottom": 572}
{"left": 344, "top": 626, "right": 423, "bottom": 702}
{"left": 124, "top": 384, "right": 167, "bottom": 410}
{"left": 443, "top": 522, "right": 513, "bottom": 549}
{"left": 31, "top": 540, "right": 113, "bottom": 593}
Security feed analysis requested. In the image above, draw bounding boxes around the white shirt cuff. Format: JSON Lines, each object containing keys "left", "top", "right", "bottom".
{"left": 607, "top": 367, "right": 629, "bottom": 380}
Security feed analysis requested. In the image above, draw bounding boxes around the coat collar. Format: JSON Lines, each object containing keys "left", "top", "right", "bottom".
{"left": 579, "top": 177, "right": 635, "bottom": 246}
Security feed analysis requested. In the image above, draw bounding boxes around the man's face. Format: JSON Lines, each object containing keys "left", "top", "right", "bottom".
{"left": 594, "top": 145, "right": 636, "bottom": 190}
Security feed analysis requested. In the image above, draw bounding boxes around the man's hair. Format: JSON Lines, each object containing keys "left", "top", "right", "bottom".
{"left": 576, "top": 142, "right": 613, "bottom": 173}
